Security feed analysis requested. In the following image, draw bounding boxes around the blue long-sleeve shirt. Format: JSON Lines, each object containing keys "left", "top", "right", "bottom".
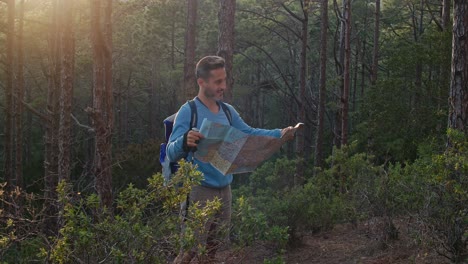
{"left": 166, "top": 98, "right": 281, "bottom": 188}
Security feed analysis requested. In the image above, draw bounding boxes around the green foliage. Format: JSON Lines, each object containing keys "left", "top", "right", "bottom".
{"left": 0, "top": 185, "right": 44, "bottom": 263}
{"left": 231, "top": 196, "right": 288, "bottom": 249}
{"left": 320, "top": 143, "right": 390, "bottom": 220}
{"left": 240, "top": 146, "right": 405, "bottom": 246}
{"left": 379, "top": 130, "right": 467, "bottom": 262}
{"left": 352, "top": 10, "right": 452, "bottom": 164}
{"left": 263, "top": 255, "right": 286, "bottom": 264}
{"left": 238, "top": 158, "right": 349, "bottom": 243}
{"left": 47, "top": 160, "right": 204, "bottom": 263}
{"left": 412, "top": 130, "right": 467, "bottom": 263}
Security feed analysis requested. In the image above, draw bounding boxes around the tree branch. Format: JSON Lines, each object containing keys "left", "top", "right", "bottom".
{"left": 71, "top": 114, "right": 95, "bottom": 133}
{"left": 238, "top": 8, "right": 302, "bottom": 39}
{"left": 14, "top": 96, "right": 50, "bottom": 122}
{"left": 425, "top": 1, "right": 443, "bottom": 31}
{"left": 281, "top": 2, "right": 304, "bottom": 22}
{"left": 241, "top": 40, "right": 303, "bottom": 107}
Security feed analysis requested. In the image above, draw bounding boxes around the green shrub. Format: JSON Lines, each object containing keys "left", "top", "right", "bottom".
{"left": 231, "top": 195, "right": 288, "bottom": 249}
{"left": 240, "top": 146, "right": 403, "bottom": 245}
{"left": 0, "top": 185, "right": 44, "bottom": 263}
{"left": 239, "top": 158, "right": 349, "bottom": 244}
{"left": 42, "top": 160, "right": 211, "bottom": 263}
{"left": 408, "top": 130, "right": 467, "bottom": 263}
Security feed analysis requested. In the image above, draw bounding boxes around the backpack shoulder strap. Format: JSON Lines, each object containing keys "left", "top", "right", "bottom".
{"left": 219, "top": 102, "right": 232, "bottom": 125}
{"left": 188, "top": 100, "right": 198, "bottom": 129}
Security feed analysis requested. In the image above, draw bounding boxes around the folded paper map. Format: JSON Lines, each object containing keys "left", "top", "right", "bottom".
{"left": 194, "top": 118, "right": 302, "bottom": 175}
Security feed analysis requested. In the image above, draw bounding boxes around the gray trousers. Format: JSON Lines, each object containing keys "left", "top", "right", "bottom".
{"left": 180, "top": 184, "right": 232, "bottom": 259}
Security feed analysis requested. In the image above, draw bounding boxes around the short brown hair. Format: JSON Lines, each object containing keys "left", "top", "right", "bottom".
{"left": 195, "top": 56, "right": 225, "bottom": 80}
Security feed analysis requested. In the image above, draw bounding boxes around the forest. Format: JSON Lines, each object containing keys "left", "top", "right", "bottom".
{"left": 0, "top": 0, "right": 467, "bottom": 263}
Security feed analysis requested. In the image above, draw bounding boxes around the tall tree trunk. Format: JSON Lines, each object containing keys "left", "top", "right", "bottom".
{"left": 333, "top": 0, "right": 345, "bottom": 148}
{"left": 442, "top": 0, "right": 451, "bottom": 30}
{"left": 295, "top": 0, "right": 309, "bottom": 184}
{"left": 102, "top": 0, "right": 114, "bottom": 209}
{"left": 448, "top": 0, "right": 468, "bottom": 135}
{"left": 353, "top": 35, "right": 360, "bottom": 112}
{"left": 171, "top": 7, "right": 176, "bottom": 70}
{"left": 149, "top": 61, "right": 157, "bottom": 139}
{"left": 44, "top": 0, "right": 61, "bottom": 236}
{"left": 58, "top": 0, "right": 75, "bottom": 182}
{"left": 360, "top": 38, "right": 367, "bottom": 96}
{"left": 184, "top": 0, "right": 198, "bottom": 101}
{"left": 15, "top": 0, "right": 25, "bottom": 189}
{"left": 371, "top": 0, "right": 380, "bottom": 85}
{"left": 4, "top": 0, "right": 15, "bottom": 190}
{"left": 217, "top": 0, "right": 236, "bottom": 104}
{"left": 315, "top": 0, "right": 329, "bottom": 169}
{"left": 88, "top": 0, "right": 113, "bottom": 209}
{"left": 414, "top": 0, "right": 425, "bottom": 107}
{"left": 25, "top": 82, "right": 32, "bottom": 165}
{"left": 341, "top": 0, "right": 351, "bottom": 146}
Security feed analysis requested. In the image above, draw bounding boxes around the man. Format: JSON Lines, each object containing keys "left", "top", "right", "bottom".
{"left": 167, "top": 56, "right": 295, "bottom": 263}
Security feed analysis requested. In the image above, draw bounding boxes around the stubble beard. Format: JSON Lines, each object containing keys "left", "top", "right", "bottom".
{"left": 204, "top": 88, "right": 223, "bottom": 101}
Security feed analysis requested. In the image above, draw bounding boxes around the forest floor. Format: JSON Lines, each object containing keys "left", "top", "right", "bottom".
{"left": 216, "top": 217, "right": 450, "bottom": 264}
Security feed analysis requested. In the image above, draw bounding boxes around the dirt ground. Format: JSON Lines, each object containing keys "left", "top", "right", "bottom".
{"left": 216, "top": 218, "right": 450, "bottom": 264}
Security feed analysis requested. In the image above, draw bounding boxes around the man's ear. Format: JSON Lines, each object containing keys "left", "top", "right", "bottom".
{"left": 197, "top": 78, "right": 204, "bottom": 87}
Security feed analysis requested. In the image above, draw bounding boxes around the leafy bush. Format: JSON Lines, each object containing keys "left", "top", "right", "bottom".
{"left": 408, "top": 130, "right": 467, "bottom": 263}
{"left": 0, "top": 184, "right": 44, "bottom": 263}
{"left": 238, "top": 158, "right": 349, "bottom": 244}
{"left": 46, "top": 160, "right": 206, "bottom": 263}
{"left": 240, "top": 146, "right": 403, "bottom": 246}
{"left": 231, "top": 195, "right": 288, "bottom": 249}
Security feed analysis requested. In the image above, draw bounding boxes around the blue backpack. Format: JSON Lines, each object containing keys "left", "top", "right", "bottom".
{"left": 159, "top": 98, "right": 232, "bottom": 183}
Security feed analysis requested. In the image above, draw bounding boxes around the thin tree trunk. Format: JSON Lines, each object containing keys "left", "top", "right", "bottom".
{"left": 58, "top": 0, "right": 75, "bottom": 182}
{"left": 333, "top": 0, "right": 345, "bottom": 148}
{"left": 371, "top": 0, "right": 380, "bottom": 85}
{"left": 341, "top": 0, "right": 351, "bottom": 146}
{"left": 44, "top": 0, "right": 61, "bottom": 236}
{"left": 217, "top": 0, "right": 236, "bottom": 104}
{"left": 15, "top": 0, "right": 25, "bottom": 189}
{"left": 360, "top": 39, "right": 367, "bottom": 97}
{"left": 25, "top": 81, "right": 32, "bottom": 165}
{"left": 149, "top": 61, "right": 157, "bottom": 139}
{"left": 116, "top": 79, "right": 122, "bottom": 149}
{"left": 442, "top": 0, "right": 451, "bottom": 30}
{"left": 353, "top": 35, "right": 360, "bottom": 112}
{"left": 360, "top": 0, "right": 368, "bottom": 96}
{"left": 88, "top": 0, "right": 113, "bottom": 209}
{"left": 448, "top": 0, "right": 468, "bottom": 135}
{"left": 414, "top": 0, "right": 425, "bottom": 107}
{"left": 295, "top": 0, "right": 309, "bottom": 184}
{"left": 4, "top": 0, "right": 15, "bottom": 190}
{"left": 103, "top": 0, "right": 114, "bottom": 209}
{"left": 171, "top": 7, "right": 176, "bottom": 70}
{"left": 124, "top": 75, "right": 130, "bottom": 145}
{"left": 315, "top": 0, "right": 329, "bottom": 169}
{"left": 184, "top": 0, "right": 198, "bottom": 101}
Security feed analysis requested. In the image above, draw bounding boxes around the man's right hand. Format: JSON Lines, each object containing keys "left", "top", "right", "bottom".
{"left": 186, "top": 130, "right": 204, "bottom": 148}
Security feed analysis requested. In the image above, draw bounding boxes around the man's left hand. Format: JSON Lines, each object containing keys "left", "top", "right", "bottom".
{"left": 281, "top": 123, "right": 304, "bottom": 141}
{"left": 281, "top": 126, "right": 296, "bottom": 141}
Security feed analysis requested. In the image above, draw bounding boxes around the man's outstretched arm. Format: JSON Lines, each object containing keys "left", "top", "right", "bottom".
{"left": 228, "top": 104, "right": 292, "bottom": 138}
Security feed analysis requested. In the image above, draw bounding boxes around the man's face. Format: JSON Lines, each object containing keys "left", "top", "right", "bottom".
{"left": 199, "top": 68, "right": 226, "bottom": 101}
